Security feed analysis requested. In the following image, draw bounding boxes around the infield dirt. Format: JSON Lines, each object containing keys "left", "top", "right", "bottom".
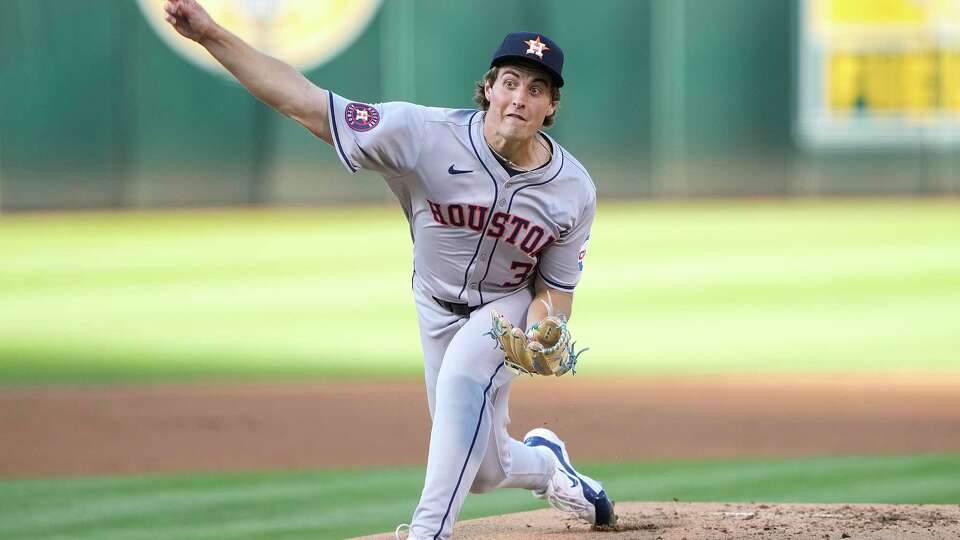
{"left": 5, "top": 375, "right": 960, "bottom": 539}
{"left": 2, "top": 374, "right": 959, "bottom": 477}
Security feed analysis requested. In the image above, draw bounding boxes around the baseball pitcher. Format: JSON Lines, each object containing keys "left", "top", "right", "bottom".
{"left": 163, "top": 1, "right": 615, "bottom": 537}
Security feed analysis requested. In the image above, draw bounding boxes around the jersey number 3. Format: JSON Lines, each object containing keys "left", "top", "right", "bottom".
{"left": 502, "top": 261, "right": 534, "bottom": 287}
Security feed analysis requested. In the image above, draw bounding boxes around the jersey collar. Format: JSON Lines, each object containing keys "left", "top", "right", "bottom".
{"left": 473, "top": 112, "right": 562, "bottom": 185}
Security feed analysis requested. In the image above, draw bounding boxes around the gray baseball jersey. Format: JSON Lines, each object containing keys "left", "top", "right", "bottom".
{"left": 326, "top": 90, "right": 597, "bottom": 539}
{"left": 326, "top": 91, "right": 595, "bottom": 305}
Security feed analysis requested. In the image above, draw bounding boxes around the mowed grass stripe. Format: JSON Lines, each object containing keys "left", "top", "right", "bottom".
{"left": 593, "top": 454, "right": 960, "bottom": 503}
{"left": 0, "top": 468, "right": 419, "bottom": 539}
{"left": 1, "top": 455, "right": 958, "bottom": 540}
{"left": 1, "top": 200, "right": 958, "bottom": 383}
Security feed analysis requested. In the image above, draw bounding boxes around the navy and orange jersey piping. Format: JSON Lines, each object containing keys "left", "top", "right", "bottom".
{"left": 474, "top": 149, "right": 566, "bottom": 301}
{"left": 327, "top": 90, "right": 358, "bottom": 173}
{"left": 536, "top": 267, "right": 576, "bottom": 291}
{"left": 458, "top": 110, "right": 499, "bottom": 301}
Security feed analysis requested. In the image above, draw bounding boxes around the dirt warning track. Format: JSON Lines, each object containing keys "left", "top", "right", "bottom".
{"left": 2, "top": 374, "right": 960, "bottom": 477}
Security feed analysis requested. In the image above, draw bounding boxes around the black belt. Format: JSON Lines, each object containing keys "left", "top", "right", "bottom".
{"left": 433, "top": 296, "right": 478, "bottom": 316}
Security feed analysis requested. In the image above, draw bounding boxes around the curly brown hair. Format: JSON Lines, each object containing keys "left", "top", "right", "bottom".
{"left": 473, "top": 64, "right": 562, "bottom": 128}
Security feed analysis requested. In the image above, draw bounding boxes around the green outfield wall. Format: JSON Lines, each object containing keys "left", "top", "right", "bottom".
{"left": 1, "top": 0, "right": 957, "bottom": 211}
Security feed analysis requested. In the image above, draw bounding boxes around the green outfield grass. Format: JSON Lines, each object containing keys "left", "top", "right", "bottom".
{"left": 1, "top": 454, "right": 958, "bottom": 540}
{"left": 1, "top": 199, "right": 958, "bottom": 383}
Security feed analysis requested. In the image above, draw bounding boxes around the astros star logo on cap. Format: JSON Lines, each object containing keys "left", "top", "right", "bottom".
{"left": 524, "top": 36, "right": 550, "bottom": 58}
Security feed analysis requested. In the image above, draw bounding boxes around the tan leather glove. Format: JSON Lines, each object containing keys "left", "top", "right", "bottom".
{"left": 488, "top": 310, "right": 586, "bottom": 376}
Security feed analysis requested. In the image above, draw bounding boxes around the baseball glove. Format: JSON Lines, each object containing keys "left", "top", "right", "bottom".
{"left": 487, "top": 310, "right": 587, "bottom": 376}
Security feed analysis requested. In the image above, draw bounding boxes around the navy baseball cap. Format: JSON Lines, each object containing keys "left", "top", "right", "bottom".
{"left": 490, "top": 32, "right": 564, "bottom": 87}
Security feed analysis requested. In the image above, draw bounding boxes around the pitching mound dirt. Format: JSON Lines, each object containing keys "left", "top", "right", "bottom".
{"left": 353, "top": 502, "right": 960, "bottom": 539}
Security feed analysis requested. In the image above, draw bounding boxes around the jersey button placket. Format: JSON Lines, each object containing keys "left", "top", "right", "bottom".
{"left": 475, "top": 185, "right": 509, "bottom": 303}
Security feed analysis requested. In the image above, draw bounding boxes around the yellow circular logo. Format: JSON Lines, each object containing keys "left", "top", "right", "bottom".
{"left": 138, "top": 0, "right": 382, "bottom": 75}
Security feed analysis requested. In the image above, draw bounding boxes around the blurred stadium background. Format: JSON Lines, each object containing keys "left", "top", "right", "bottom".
{"left": 3, "top": 0, "right": 960, "bottom": 212}
{"left": 1, "top": 1, "right": 959, "bottom": 539}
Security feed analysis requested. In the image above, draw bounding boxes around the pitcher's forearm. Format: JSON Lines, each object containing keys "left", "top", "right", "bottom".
{"left": 199, "top": 24, "right": 331, "bottom": 142}
{"left": 526, "top": 278, "right": 573, "bottom": 328}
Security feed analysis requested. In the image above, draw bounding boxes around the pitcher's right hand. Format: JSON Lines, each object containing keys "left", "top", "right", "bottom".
{"left": 164, "top": 0, "right": 217, "bottom": 44}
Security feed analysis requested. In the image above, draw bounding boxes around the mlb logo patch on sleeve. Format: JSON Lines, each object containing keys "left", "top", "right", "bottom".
{"left": 344, "top": 102, "right": 380, "bottom": 131}
{"left": 578, "top": 233, "right": 590, "bottom": 271}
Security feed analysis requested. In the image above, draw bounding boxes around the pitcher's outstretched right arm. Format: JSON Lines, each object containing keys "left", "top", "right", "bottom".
{"left": 163, "top": 0, "right": 332, "bottom": 144}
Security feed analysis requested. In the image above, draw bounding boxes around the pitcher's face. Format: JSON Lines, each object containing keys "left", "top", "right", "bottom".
{"left": 484, "top": 64, "right": 557, "bottom": 141}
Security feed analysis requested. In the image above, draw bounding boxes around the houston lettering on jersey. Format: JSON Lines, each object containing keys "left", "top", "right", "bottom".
{"left": 426, "top": 199, "right": 555, "bottom": 257}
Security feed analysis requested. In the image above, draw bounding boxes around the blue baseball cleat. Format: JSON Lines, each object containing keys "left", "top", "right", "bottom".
{"left": 523, "top": 428, "right": 617, "bottom": 527}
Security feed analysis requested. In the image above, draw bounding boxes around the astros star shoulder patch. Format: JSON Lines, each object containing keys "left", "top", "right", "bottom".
{"left": 344, "top": 102, "right": 381, "bottom": 132}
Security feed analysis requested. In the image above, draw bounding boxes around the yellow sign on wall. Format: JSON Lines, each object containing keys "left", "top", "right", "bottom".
{"left": 137, "top": 0, "right": 382, "bottom": 75}
{"left": 800, "top": 0, "right": 960, "bottom": 146}
{"left": 827, "top": 51, "right": 957, "bottom": 115}
{"left": 808, "top": 0, "right": 960, "bottom": 26}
